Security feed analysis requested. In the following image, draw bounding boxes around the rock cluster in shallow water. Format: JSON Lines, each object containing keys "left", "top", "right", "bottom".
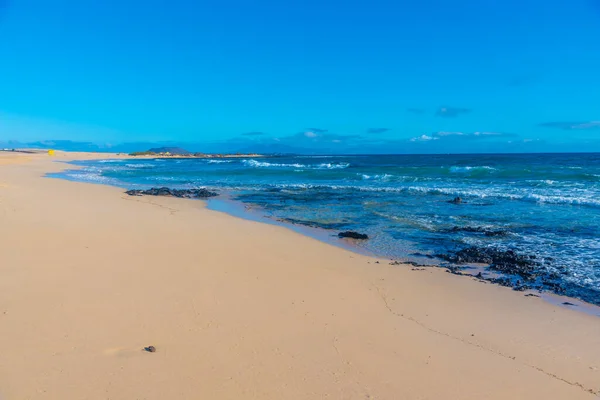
{"left": 338, "top": 231, "right": 369, "bottom": 240}
{"left": 438, "top": 247, "right": 538, "bottom": 278}
{"left": 125, "top": 187, "right": 218, "bottom": 199}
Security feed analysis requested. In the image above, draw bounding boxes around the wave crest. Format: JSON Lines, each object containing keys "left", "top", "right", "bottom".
{"left": 242, "top": 159, "right": 349, "bottom": 169}
{"left": 449, "top": 166, "right": 497, "bottom": 173}
{"left": 125, "top": 163, "right": 155, "bottom": 169}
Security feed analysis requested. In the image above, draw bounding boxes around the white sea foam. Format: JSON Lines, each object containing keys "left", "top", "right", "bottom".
{"left": 317, "top": 162, "right": 350, "bottom": 169}
{"left": 207, "top": 159, "right": 233, "bottom": 163}
{"left": 525, "top": 193, "right": 600, "bottom": 207}
{"left": 125, "top": 163, "right": 155, "bottom": 169}
{"left": 261, "top": 182, "right": 600, "bottom": 207}
{"left": 527, "top": 179, "right": 558, "bottom": 185}
{"left": 359, "top": 173, "right": 393, "bottom": 181}
{"left": 97, "top": 159, "right": 122, "bottom": 163}
{"left": 243, "top": 160, "right": 305, "bottom": 168}
{"left": 449, "top": 165, "right": 496, "bottom": 173}
{"left": 66, "top": 170, "right": 113, "bottom": 184}
{"left": 242, "top": 159, "right": 350, "bottom": 169}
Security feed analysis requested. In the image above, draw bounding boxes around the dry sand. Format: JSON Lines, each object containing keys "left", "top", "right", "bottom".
{"left": 0, "top": 151, "right": 599, "bottom": 399}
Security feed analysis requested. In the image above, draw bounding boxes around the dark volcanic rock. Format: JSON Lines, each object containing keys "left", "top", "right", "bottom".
{"left": 448, "top": 196, "right": 463, "bottom": 204}
{"left": 445, "top": 265, "right": 466, "bottom": 276}
{"left": 435, "top": 248, "right": 598, "bottom": 306}
{"left": 338, "top": 231, "right": 369, "bottom": 240}
{"left": 126, "top": 187, "right": 218, "bottom": 199}
{"left": 437, "top": 247, "right": 538, "bottom": 278}
{"left": 144, "top": 346, "right": 156, "bottom": 353}
{"left": 389, "top": 260, "right": 429, "bottom": 268}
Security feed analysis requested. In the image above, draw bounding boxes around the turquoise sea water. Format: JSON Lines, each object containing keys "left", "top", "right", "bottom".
{"left": 52, "top": 153, "right": 600, "bottom": 305}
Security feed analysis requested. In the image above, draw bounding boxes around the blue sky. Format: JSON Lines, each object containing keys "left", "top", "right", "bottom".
{"left": 1, "top": 0, "right": 599, "bottom": 153}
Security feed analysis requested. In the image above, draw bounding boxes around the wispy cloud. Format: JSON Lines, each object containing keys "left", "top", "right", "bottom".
{"left": 235, "top": 130, "right": 364, "bottom": 153}
{"left": 367, "top": 128, "right": 390, "bottom": 134}
{"left": 538, "top": 121, "right": 600, "bottom": 130}
{"left": 407, "top": 108, "right": 425, "bottom": 114}
{"left": 306, "top": 128, "right": 328, "bottom": 134}
{"left": 410, "top": 131, "right": 515, "bottom": 143}
{"left": 410, "top": 134, "right": 439, "bottom": 142}
{"left": 436, "top": 131, "right": 466, "bottom": 137}
{"left": 435, "top": 106, "right": 471, "bottom": 118}
{"left": 241, "top": 131, "right": 266, "bottom": 136}
{"left": 289, "top": 130, "right": 361, "bottom": 144}
{"left": 473, "top": 131, "right": 506, "bottom": 136}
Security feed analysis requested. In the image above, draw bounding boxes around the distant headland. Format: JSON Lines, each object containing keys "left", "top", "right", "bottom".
{"left": 129, "top": 146, "right": 263, "bottom": 158}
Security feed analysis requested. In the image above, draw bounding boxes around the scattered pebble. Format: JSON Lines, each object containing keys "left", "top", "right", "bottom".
{"left": 144, "top": 346, "right": 156, "bottom": 353}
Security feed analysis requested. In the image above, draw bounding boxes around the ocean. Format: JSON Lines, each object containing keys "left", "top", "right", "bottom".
{"left": 52, "top": 153, "right": 600, "bottom": 305}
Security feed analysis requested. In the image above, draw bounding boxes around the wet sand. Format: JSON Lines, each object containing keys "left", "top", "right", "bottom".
{"left": 0, "top": 151, "right": 599, "bottom": 399}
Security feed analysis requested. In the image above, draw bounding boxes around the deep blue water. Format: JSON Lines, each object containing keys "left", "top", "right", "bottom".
{"left": 52, "top": 153, "right": 600, "bottom": 305}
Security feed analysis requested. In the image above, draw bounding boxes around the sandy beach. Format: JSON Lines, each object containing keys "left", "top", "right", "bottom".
{"left": 0, "top": 151, "right": 599, "bottom": 400}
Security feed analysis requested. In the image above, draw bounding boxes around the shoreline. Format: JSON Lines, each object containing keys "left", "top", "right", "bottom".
{"left": 207, "top": 196, "right": 600, "bottom": 316}
{"left": 1, "top": 151, "right": 599, "bottom": 399}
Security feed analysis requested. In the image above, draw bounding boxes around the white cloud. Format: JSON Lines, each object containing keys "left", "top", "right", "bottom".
{"left": 410, "top": 134, "right": 438, "bottom": 142}
{"left": 436, "top": 131, "right": 466, "bottom": 136}
{"left": 574, "top": 121, "right": 600, "bottom": 129}
{"left": 304, "top": 131, "right": 318, "bottom": 138}
{"left": 539, "top": 121, "right": 600, "bottom": 130}
{"left": 408, "top": 130, "right": 515, "bottom": 143}
{"left": 473, "top": 131, "right": 502, "bottom": 136}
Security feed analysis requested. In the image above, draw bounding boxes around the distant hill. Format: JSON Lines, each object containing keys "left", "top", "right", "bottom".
{"left": 1, "top": 140, "right": 196, "bottom": 154}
